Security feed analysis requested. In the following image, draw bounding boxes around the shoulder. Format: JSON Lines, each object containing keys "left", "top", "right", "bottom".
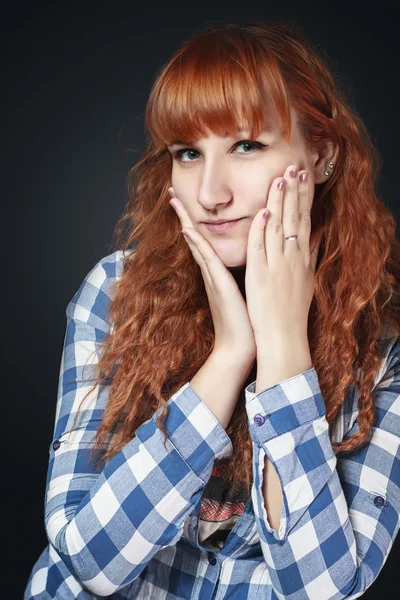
{"left": 334, "top": 332, "right": 399, "bottom": 442}
{"left": 80, "top": 249, "right": 135, "bottom": 290}
{"left": 66, "top": 249, "right": 136, "bottom": 328}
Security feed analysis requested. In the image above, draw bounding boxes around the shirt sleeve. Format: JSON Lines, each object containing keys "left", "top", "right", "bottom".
{"left": 245, "top": 334, "right": 400, "bottom": 599}
{"left": 45, "top": 252, "right": 233, "bottom": 597}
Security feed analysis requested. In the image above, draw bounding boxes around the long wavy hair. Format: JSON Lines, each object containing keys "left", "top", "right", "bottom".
{"left": 69, "top": 20, "right": 400, "bottom": 497}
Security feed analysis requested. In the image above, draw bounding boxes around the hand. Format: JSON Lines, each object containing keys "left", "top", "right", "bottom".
{"left": 168, "top": 187, "right": 257, "bottom": 367}
{"left": 244, "top": 164, "right": 325, "bottom": 349}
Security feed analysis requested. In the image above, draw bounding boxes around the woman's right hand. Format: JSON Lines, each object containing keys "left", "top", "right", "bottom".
{"left": 168, "top": 187, "right": 257, "bottom": 368}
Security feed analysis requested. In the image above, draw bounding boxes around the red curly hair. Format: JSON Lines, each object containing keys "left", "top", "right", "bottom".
{"left": 69, "top": 20, "right": 400, "bottom": 497}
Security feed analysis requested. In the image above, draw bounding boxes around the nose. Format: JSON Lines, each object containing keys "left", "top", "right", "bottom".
{"left": 197, "top": 195, "right": 233, "bottom": 213}
{"left": 196, "top": 180, "right": 233, "bottom": 212}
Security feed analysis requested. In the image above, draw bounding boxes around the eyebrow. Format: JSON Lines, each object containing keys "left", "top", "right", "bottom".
{"left": 167, "top": 125, "right": 272, "bottom": 148}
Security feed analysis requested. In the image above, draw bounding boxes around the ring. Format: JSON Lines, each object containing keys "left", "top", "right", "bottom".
{"left": 283, "top": 235, "right": 298, "bottom": 241}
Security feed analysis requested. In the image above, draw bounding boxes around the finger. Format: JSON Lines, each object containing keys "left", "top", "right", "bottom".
{"left": 169, "top": 191, "right": 238, "bottom": 289}
{"left": 309, "top": 226, "right": 324, "bottom": 273}
{"left": 181, "top": 227, "right": 232, "bottom": 287}
{"left": 281, "top": 165, "right": 300, "bottom": 257}
{"left": 168, "top": 193, "right": 212, "bottom": 280}
{"left": 246, "top": 207, "right": 269, "bottom": 277}
{"left": 296, "top": 170, "right": 311, "bottom": 257}
{"left": 169, "top": 196, "right": 195, "bottom": 230}
{"left": 168, "top": 193, "right": 221, "bottom": 285}
{"left": 264, "top": 176, "right": 286, "bottom": 266}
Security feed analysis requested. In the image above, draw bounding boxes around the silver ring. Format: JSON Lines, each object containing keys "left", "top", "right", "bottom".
{"left": 283, "top": 235, "right": 298, "bottom": 241}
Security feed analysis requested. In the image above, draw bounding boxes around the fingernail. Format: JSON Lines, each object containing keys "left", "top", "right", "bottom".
{"left": 299, "top": 171, "right": 309, "bottom": 183}
{"left": 168, "top": 187, "right": 174, "bottom": 198}
{"left": 262, "top": 209, "right": 269, "bottom": 220}
{"left": 289, "top": 166, "right": 298, "bottom": 178}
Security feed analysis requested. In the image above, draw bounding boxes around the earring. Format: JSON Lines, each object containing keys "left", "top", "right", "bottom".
{"left": 324, "top": 162, "right": 334, "bottom": 176}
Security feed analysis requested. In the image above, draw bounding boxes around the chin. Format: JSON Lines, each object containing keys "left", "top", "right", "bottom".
{"left": 205, "top": 236, "right": 247, "bottom": 268}
{"left": 217, "top": 251, "right": 247, "bottom": 269}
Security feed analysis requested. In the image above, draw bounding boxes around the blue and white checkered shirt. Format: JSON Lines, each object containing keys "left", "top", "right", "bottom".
{"left": 24, "top": 250, "right": 400, "bottom": 599}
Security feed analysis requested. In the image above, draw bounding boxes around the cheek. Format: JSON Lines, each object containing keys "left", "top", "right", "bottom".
{"left": 240, "top": 178, "right": 270, "bottom": 210}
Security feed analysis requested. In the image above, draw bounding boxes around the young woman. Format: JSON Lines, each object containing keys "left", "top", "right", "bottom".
{"left": 24, "top": 20, "right": 400, "bottom": 599}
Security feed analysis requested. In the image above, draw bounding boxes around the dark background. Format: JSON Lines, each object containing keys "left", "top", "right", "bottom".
{"left": 4, "top": 3, "right": 399, "bottom": 598}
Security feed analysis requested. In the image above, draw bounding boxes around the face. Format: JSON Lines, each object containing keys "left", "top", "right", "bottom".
{"left": 168, "top": 106, "right": 324, "bottom": 268}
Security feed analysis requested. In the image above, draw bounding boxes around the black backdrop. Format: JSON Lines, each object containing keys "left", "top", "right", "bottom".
{"left": 3, "top": 2, "right": 399, "bottom": 598}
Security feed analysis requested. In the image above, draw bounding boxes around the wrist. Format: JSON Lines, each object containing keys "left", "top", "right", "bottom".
{"left": 210, "top": 348, "right": 256, "bottom": 377}
{"left": 256, "top": 335, "right": 310, "bottom": 360}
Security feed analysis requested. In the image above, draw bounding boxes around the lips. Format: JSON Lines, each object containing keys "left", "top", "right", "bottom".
{"left": 203, "top": 218, "right": 243, "bottom": 233}
{"left": 202, "top": 218, "right": 242, "bottom": 225}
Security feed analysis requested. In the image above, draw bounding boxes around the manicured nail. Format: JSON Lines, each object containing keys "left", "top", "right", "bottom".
{"left": 299, "top": 171, "right": 309, "bottom": 183}
{"left": 277, "top": 180, "right": 285, "bottom": 191}
{"left": 289, "top": 166, "right": 298, "bottom": 178}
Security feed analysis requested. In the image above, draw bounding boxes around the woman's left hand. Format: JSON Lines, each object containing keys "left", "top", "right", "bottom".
{"left": 245, "top": 164, "right": 325, "bottom": 351}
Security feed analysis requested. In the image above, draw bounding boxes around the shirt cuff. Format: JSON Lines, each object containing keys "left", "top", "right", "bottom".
{"left": 152, "top": 382, "right": 233, "bottom": 483}
{"left": 245, "top": 367, "right": 326, "bottom": 443}
{"left": 245, "top": 368, "right": 336, "bottom": 542}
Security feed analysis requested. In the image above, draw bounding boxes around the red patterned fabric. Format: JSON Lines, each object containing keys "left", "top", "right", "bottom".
{"left": 198, "top": 459, "right": 251, "bottom": 552}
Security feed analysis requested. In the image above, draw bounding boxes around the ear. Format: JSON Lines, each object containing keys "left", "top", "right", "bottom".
{"left": 312, "top": 141, "right": 339, "bottom": 184}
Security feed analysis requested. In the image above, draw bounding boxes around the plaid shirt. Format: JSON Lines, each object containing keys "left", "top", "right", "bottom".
{"left": 24, "top": 250, "right": 400, "bottom": 599}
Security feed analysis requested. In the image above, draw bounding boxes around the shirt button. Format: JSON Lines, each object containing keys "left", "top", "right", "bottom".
{"left": 254, "top": 414, "right": 265, "bottom": 426}
{"left": 208, "top": 552, "right": 217, "bottom": 565}
{"left": 374, "top": 495, "right": 385, "bottom": 507}
{"left": 52, "top": 439, "right": 61, "bottom": 451}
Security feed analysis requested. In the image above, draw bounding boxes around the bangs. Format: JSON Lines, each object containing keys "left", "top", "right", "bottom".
{"left": 147, "top": 27, "right": 293, "bottom": 150}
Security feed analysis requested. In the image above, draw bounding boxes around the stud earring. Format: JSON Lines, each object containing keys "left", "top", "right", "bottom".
{"left": 324, "top": 162, "right": 334, "bottom": 176}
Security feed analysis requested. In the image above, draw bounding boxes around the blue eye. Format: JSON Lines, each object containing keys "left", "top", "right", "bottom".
{"left": 174, "top": 140, "right": 268, "bottom": 163}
